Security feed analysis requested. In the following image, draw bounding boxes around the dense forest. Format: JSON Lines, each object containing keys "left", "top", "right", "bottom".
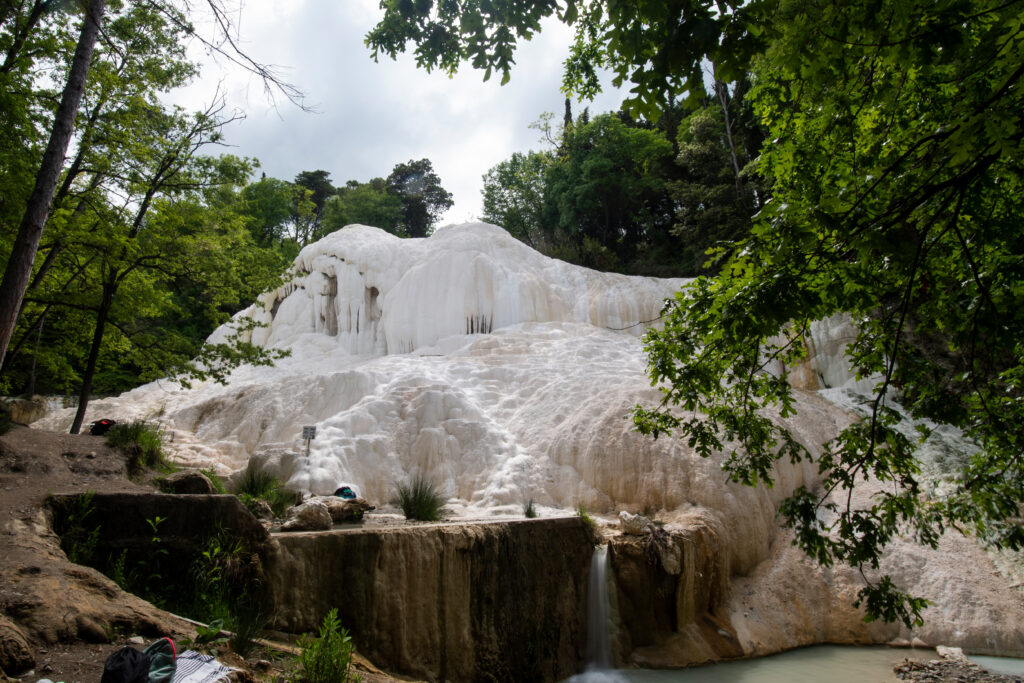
{"left": 481, "top": 89, "right": 764, "bottom": 276}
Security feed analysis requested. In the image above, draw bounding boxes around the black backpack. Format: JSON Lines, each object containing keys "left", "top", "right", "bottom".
{"left": 100, "top": 646, "right": 150, "bottom": 683}
{"left": 90, "top": 418, "right": 117, "bottom": 436}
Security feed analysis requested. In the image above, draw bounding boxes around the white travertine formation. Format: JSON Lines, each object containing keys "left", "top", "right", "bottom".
{"left": 34, "top": 222, "right": 1024, "bottom": 660}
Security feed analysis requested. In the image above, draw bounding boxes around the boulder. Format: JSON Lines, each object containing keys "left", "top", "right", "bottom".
{"left": 619, "top": 510, "right": 654, "bottom": 536}
{"left": 0, "top": 615, "right": 34, "bottom": 675}
{"left": 1, "top": 396, "right": 48, "bottom": 425}
{"left": 281, "top": 501, "right": 332, "bottom": 532}
{"left": 159, "top": 470, "right": 216, "bottom": 494}
{"left": 248, "top": 498, "right": 274, "bottom": 520}
{"left": 310, "top": 496, "right": 375, "bottom": 523}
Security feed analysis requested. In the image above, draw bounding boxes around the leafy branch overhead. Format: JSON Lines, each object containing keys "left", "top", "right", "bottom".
{"left": 372, "top": 0, "right": 1024, "bottom": 626}
{"left": 366, "top": 0, "right": 761, "bottom": 117}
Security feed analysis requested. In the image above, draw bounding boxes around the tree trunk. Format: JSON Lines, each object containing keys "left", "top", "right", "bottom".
{"left": 70, "top": 276, "right": 115, "bottom": 435}
{"left": 714, "top": 79, "right": 745, "bottom": 203}
{"left": 0, "top": 0, "right": 105, "bottom": 369}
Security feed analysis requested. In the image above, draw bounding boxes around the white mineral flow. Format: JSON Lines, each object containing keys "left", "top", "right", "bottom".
{"left": 35, "top": 222, "right": 845, "bottom": 571}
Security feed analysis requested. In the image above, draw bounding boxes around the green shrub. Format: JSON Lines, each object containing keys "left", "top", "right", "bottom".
{"left": 234, "top": 463, "right": 299, "bottom": 517}
{"left": 523, "top": 499, "right": 537, "bottom": 518}
{"left": 52, "top": 491, "right": 100, "bottom": 564}
{"left": 106, "top": 420, "right": 170, "bottom": 473}
{"left": 396, "top": 475, "right": 445, "bottom": 521}
{"left": 297, "top": 608, "right": 356, "bottom": 683}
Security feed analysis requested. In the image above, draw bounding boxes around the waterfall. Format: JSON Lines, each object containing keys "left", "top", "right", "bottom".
{"left": 568, "top": 546, "right": 629, "bottom": 682}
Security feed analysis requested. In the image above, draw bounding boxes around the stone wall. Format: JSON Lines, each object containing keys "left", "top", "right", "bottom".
{"left": 265, "top": 518, "right": 594, "bottom": 683}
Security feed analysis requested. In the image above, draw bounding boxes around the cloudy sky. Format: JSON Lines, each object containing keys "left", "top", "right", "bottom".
{"left": 170, "top": 0, "right": 628, "bottom": 224}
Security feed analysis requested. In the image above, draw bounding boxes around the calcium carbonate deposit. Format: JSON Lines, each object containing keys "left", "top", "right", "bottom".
{"left": 34, "top": 222, "right": 1024, "bottom": 658}
{"left": 36, "top": 223, "right": 838, "bottom": 525}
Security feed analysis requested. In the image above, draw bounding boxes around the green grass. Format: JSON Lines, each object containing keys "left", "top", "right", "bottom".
{"left": 523, "top": 498, "right": 537, "bottom": 518}
{"left": 396, "top": 474, "right": 445, "bottom": 521}
{"left": 234, "top": 463, "right": 300, "bottom": 517}
{"left": 106, "top": 420, "right": 171, "bottom": 474}
{"left": 51, "top": 491, "right": 100, "bottom": 564}
{"left": 576, "top": 503, "right": 596, "bottom": 537}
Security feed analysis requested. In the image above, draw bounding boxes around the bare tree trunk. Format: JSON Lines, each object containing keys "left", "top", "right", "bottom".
{"left": 70, "top": 277, "right": 114, "bottom": 434}
{"left": 0, "top": 0, "right": 105, "bottom": 369}
{"left": 714, "top": 80, "right": 744, "bottom": 195}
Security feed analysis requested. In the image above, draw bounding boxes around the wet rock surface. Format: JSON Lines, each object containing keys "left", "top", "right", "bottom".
{"left": 895, "top": 658, "right": 1024, "bottom": 682}
{"left": 266, "top": 517, "right": 593, "bottom": 683}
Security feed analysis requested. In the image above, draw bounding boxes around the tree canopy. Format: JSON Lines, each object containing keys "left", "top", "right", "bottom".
{"left": 386, "top": 158, "right": 454, "bottom": 237}
{"left": 481, "top": 99, "right": 761, "bottom": 276}
{"left": 0, "top": 0, "right": 291, "bottom": 421}
{"left": 372, "top": 0, "right": 1024, "bottom": 625}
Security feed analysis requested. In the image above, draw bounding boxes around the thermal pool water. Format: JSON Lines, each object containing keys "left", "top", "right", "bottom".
{"left": 567, "top": 645, "right": 914, "bottom": 683}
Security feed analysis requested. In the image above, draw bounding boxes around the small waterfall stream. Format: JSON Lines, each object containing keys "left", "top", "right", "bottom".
{"left": 567, "top": 546, "right": 629, "bottom": 683}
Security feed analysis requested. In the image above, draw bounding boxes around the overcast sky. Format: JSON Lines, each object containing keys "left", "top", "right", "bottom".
{"left": 169, "top": 0, "right": 627, "bottom": 224}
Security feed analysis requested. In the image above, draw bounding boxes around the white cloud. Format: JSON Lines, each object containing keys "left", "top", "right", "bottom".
{"left": 166, "top": 0, "right": 627, "bottom": 223}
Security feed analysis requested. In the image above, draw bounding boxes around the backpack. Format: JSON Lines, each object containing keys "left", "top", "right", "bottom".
{"left": 100, "top": 646, "right": 150, "bottom": 683}
{"left": 90, "top": 418, "right": 117, "bottom": 435}
{"left": 143, "top": 637, "right": 177, "bottom": 683}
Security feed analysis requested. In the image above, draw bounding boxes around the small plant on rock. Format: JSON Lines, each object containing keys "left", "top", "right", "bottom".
{"left": 106, "top": 420, "right": 171, "bottom": 474}
{"left": 523, "top": 498, "right": 538, "bottom": 518}
{"left": 396, "top": 474, "right": 445, "bottom": 521}
{"left": 296, "top": 608, "right": 357, "bottom": 683}
{"left": 200, "top": 467, "right": 228, "bottom": 494}
{"left": 235, "top": 462, "right": 300, "bottom": 517}
{"left": 576, "top": 504, "right": 597, "bottom": 537}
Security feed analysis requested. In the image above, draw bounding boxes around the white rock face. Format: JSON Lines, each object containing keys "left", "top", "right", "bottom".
{"left": 35, "top": 223, "right": 838, "bottom": 571}
{"left": 33, "top": 222, "right": 1024, "bottom": 657}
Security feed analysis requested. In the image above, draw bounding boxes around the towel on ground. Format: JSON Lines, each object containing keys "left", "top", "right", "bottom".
{"left": 171, "top": 650, "right": 234, "bottom": 683}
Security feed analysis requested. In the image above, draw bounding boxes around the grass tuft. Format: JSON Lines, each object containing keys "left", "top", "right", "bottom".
{"left": 523, "top": 498, "right": 537, "bottom": 518}
{"left": 396, "top": 474, "right": 445, "bottom": 521}
{"left": 106, "top": 420, "right": 170, "bottom": 474}
{"left": 234, "top": 462, "right": 300, "bottom": 517}
{"left": 576, "top": 503, "right": 597, "bottom": 537}
{"left": 200, "top": 467, "right": 228, "bottom": 494}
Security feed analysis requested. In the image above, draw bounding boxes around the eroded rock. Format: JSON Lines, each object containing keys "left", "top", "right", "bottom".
{"left": 310, "top": 496, "right": 375, "bottom": 523}
{"left": 619, "top": 511, "right": 654, "bottom": 536}
{"left": 0, "top": 615, "right": 34, "bottom": 675}
{"left": 266, "top": 517, "right": 592, "bottom": 682}
{"left": 159, "top": 470, "right": 216, "bottom": 494}
{"left": 281, "top": 501, "right": 331, "bottom": 532}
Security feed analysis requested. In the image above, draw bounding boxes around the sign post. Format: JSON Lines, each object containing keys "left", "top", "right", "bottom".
{"left": 302, "top": 425, "right": 316, "bottom": 456}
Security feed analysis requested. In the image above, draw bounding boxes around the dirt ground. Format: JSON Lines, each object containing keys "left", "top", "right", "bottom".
{"left": 0, "top": 423, "right": 414, "bottom": 683}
